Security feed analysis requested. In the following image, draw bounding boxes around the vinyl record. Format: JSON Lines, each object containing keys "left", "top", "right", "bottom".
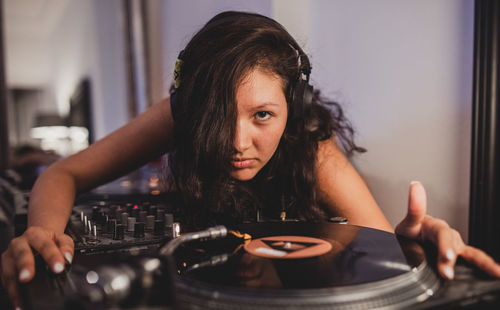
{"left": 172, "top": 222, "right": 440, "bottom": 310}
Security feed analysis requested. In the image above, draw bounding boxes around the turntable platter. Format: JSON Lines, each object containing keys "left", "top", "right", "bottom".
{"left": 172, "top": 222, "right": 440, "bottom": 309}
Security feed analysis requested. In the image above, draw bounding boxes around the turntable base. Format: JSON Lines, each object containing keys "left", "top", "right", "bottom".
{"left": 173, "top": 222, "right": 440, "bottom": 309}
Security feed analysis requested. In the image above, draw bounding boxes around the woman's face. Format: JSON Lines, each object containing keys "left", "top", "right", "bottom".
{"left": 230, "top": 68, "right": 288, "bottom": 181}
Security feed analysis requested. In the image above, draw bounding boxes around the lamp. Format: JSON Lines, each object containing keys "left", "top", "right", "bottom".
{"left": 30, "top": 113, "right": 68, "bottom": 140}
{"left": 29, "top": 113, "right": 88, "bottom": 156}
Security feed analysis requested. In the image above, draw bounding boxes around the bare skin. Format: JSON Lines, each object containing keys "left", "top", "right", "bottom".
{"left": 231, "top": 69, "right": 288, "bottom": 181}
{"left": 315, "top": 138, "right": 500, "bottom": 280}
{"left": 2, "top": 69, "right": 500, "bottom": 310}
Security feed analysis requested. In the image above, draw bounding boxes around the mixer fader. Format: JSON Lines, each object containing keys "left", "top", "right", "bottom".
{"left": 67, "top": 200, "right": 180, "bottom": 255}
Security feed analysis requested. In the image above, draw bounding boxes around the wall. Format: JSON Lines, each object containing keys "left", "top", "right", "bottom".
{"left": 158, "top": 0, "right": 272, "bottom": 99}
{"left": 151, "top": 0, "right": 473, "bottom": 237}
{"left": 86, "top": 0, "right": 128, "bottom": 139}
{"left": 301, "top": 0, "right": 474, "bottom": 237}
{"left": 5, "top": 0, "right": 129, "bottom": 145}
{"left": 47, "top": 0, "right": 128, "bottom": 140}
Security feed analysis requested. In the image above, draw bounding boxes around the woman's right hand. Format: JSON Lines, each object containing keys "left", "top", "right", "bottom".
{"left": 1, "top": 226, "right": 74, "bottom": 309}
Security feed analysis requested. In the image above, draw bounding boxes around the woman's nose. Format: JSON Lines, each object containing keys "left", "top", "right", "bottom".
{"left": 234, "top": 120, "right": 252, "bottom": 152}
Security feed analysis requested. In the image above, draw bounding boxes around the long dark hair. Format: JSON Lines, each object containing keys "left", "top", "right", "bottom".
{"left": 167, "top": 11, "right": 364, "bottom": 229}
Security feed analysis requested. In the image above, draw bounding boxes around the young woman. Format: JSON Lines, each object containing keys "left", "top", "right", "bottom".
{"left": 2, "top": 11, "right": 499, "bottom": 309}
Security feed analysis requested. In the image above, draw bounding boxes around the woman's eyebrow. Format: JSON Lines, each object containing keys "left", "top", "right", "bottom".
{"left": 253, "top": 102, "right": 280, "bottom": 109}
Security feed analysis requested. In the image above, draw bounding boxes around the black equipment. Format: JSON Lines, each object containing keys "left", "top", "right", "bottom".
{"left": 19, "top": 216, "right": 500, "bottom": 310}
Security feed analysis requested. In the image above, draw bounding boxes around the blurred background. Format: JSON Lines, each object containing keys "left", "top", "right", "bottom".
{"left": 3, "top": 0, "right": 473, "bottom": 238}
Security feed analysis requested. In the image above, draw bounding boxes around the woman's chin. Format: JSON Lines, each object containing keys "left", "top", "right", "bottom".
{"left": 230, "top": 169, "right": 258, "bottom": 181}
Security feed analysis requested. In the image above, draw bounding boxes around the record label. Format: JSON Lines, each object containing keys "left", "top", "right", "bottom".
{"left": 244, "top": 235, "right": 332, "bottom": 259}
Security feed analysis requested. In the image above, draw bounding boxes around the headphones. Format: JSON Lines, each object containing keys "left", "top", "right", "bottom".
{"left": 287, "top": 43, "right": 314, "bottom": 120}
{"left": 171, "top": 43, "right": 314, "bottom": 122}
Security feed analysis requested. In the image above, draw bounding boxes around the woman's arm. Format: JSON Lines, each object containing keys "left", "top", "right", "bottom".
{"left": 29, "top": 98, "right": 174, "bottom": 231}
{"left": 1, "top": 98, "right": 175, "bottom": 309}
{"left": 315, "top": 137, "right": 500, "bottom": 280}
{"left": 315, "top": 137, "right": 392, "bottom": 232}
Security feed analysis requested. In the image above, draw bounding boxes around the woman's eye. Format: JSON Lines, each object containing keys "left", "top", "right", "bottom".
{"left": 255, "top": 111, "right": 272, "bottom": 121}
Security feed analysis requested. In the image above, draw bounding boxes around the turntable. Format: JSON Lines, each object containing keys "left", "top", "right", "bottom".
{"left": 21, "top": 221, "right": 500, "bottom": 310}
{"left": 170, "top": 222, "right": 439, "bottom": 309}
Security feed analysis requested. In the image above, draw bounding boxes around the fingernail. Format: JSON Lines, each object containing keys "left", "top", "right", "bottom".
{"left": 19, "top": 269, "right": 30, "bottom": 281}
{"left": 446, "top": 249, "right": 455, "bottom": 261}
{"left": 411, "top": 180, "right": 420, "bottom": 185}
{"left": 64, "top": 252, "right": 73, "bottom": 264}
{"left": 15, "top": 307, "right": 22, "bottom": 310}
{"left": 53, "top": 262, "right": 64, "bottom": 273}
{"left": 443, "top": 266, "right": 454, "bottom": 280}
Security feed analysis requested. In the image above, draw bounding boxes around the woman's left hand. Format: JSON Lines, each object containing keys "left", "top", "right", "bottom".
{"left": 395, "top": 181, "right": 500, "bottom": 280}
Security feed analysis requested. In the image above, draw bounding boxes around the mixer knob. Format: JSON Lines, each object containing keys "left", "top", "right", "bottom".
{"left": 108, "top": 205, "right": 118, "bottom": 218}
{"left": 165, "top": 213, "right": 174, "bottom": 227}
{"left": 101, "top": 216, "right": 108, "bottom": 233}
{"left": 142, "top": 202, "right": 151, "bottom": 213}
{"left": 154, "top": 220, "right": 165, "bottom": 236}
{"left": 134, "top": 222, "right": 145, "bottom": 238}
{"left": 115, "top": 209, "right": 124, "bottom": 222}
{"left": 126, "top": 203, "right": 133, "bottom": 213}
{"left": 98, "top": 211, "right": 107, "bottom": 225}
{"left": 156, "top": 209, "right": 165, "bottom": 221}
{"left": 121, "top": 212, "right": 129, "bottom": 225}
{"left": 146, "top": 215, "right": 155, "bottom": 230}
{"left": 91, "top": 206, "right": 100, "bottom": 220}
{"left": 139, "top": 211, "right": 147, "bottom": 224}
{"left": 127, "top": 217, "right": 136, "bottom": 232}
{"left": 149, "top": 205, "right": 157, "bottom": 216}
{"left": 108, "top": 219, "right": 117, "bottom": 235}
{"left": 114, "top": 224, "right": 125, "bottom": 240}
{"left": 131, "top": 206, "right": 140, "bottom": 218}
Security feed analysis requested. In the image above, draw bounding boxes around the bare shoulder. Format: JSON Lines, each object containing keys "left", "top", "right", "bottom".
{"left": 314, "top": 136, "right": 393, "bottom": 232}
{"left": 316, "top": 137, "right": 349, "bottom": 173}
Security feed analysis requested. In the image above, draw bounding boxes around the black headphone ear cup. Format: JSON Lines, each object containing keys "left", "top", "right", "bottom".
{"left": 289, "top": 80, "right": 314, "bottom": 119}
{"left": 303, "top": 83, "right": 313, "bottom": 112}
{"left": 170, "top": 91, "right": 179, "bottom": 122}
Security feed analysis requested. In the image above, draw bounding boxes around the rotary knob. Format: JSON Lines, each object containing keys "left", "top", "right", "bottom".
{"left": 134, "top": 222, "right": 145, "bottom": 238}
{"left": 127, "top": 217, "right": 136, "bottom": 232}
{"left": 154, "top": 220, "right": 165, "bottom": 236}
{"left": 146, "top": 215, "right": 155, "bottom": 230}
{"left": 114, "top": 224, "right": 125, "bottom": 240}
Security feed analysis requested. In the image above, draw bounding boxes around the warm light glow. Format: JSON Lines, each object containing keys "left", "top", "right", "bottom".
{"left": 30, "top": 126, "right": 69, "bottom": 140}
{"left": 29, "top": 125, "right": 89, "bottom": 156}
{"left": 149, "top": 176, "right": 159, "bottom": 188}
{"left": 144, "top": 258, "right": 161, "bottom": 272}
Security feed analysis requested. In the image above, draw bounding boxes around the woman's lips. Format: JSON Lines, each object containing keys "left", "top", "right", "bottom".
{"left": 232, "top": 158, "right": 255, "bottom": 169}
